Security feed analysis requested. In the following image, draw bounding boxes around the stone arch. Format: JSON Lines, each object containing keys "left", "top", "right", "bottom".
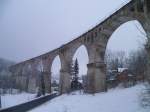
{"left": 13, "top": 63, "right": 32, "bottom": 92}
{"left": 22, "top": 63, "right": 32, "bottom": 92}
{"left": 102, "top": 18, "right": 146, "bottom": 89}
{"left": 106, "top": 20, "right": 146, "bottom": 52}
{"left": 66, "top": 42, "right": 87, "bottom": 63}
{"left": 58, "top": 42, "right": 89, "bottom": 94}
{"left": 51, "top": 55, "right": 62, "bottom": 75}
{"left": 26, "top": 60, "right": 42, "bottom": 93}
{"left": 85, "top": 14, "right": 147, "bottom": 93}
{"left": 72, "top": 45, "right": 89, "bottom": 75}
{"left": 99, "top": 14, "right": 147, "bottom": 64}
{"left": 51, "top": 55, "right": 62, "bottom": 93}
{"left": 58, "top": 42, "right": 87, "bottom": 72}
{"left": 105, "top": 19, "right": 145, "bottom": 40}
{"left": 71, "top": 44, "right": 89, "bottom": 91}
{"left": 104, "top": 19, "right": 147, "bottom": 88}
{"left": 16, "top": 65, "right": 28, "bottom": 91}
{"left": 39, "top": 53, "right": 61, "bottom": 93}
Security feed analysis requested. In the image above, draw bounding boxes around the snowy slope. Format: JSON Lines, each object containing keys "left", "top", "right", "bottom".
{"left": 1, "top": 93, "right": 36, "bottom": 109}
{"left": 28, "top": 84, "right": 149, "bottom": 112}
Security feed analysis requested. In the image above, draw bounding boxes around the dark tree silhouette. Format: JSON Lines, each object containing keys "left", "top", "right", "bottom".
{"left": 71, "top": 58, "right": 80, "bottom": 90}
{"left": 74, "top": 58, "right": 79, "bottom": 80}
{"left": 41, "top": 73, "right": 45, "bottom": 96}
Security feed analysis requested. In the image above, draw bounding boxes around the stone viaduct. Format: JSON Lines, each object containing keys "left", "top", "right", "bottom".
{"left": 9, "top": 0, "right": 150, "bottom": 94}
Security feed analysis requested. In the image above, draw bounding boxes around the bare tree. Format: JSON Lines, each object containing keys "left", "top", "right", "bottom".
{"left": 128, "top": 48, "right": 147, "bottom": 82}
{"left": 133, "top": 20, "right": 150, "bottom": 81}
{"left": 105, "top": 50, "right": 126, "bottom": 71}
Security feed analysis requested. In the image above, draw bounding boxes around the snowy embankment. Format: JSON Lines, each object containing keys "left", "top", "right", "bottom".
{"left": 29, "top": 84, "right": 149, "bottom": 112}
{"left": 1, "top": 93, "right": 36, "bottom": 109}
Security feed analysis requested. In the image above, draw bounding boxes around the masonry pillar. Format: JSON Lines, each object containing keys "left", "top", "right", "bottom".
{"left": 59, "top": 50, "right": 72, "bottom": 94}
{"left": 15, "top": 67, "right": 28, "bottom": 92}
{"left": 27, "top": 66, "right": 37, "bottom": 93}
{"left": 42, "top": 59, "right": 51, "bottom": 93}
{"left": 9, "top": 68, "right": 18, "bottom": 89}
{"left": 59, "top": 69, "right": 70, "bottom": 94}
{"left": 42, "top": 71, "right": 51, "bottom": 93}
{"left": 86, "top": 44, "right": 107, "bottom": 93}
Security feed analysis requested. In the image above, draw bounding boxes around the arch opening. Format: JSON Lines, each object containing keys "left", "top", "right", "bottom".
{"left": 105, "top": 20, "right": 147, "bottom": 88}
{"left": 51, "top": 55, "right": 61, "bottom": 93}
{"left": 71, "top": 45, "right": 89, "bottom": 91}
{"left": 106, "top": 20, "right": 146, "bottom": 56}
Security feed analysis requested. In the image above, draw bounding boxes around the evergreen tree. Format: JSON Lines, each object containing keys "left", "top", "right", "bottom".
{"left": 74, "top": 58, "right": 79, "bottom": 81}
{"left": 71, "top": 58, "right": 79, "bottom": 90}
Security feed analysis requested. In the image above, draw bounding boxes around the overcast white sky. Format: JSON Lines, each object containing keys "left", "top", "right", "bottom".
{"left": 0, "top": 0, "right": 147, "bottom": 75}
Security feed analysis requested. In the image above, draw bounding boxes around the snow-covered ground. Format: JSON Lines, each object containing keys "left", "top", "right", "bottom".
{"left": 1, "top": 93, "right": 36, "bottom": 109}
{"left": 29, "top": 84, "right": 149, "bottom": 112}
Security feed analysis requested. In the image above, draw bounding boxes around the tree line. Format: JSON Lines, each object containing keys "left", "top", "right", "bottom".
{"left": 105, "top": 48, "right": 147, "bottom": 82}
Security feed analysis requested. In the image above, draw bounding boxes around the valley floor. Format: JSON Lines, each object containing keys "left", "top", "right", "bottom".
{"left": 28, "top": 84, "right": 150, "bottom": 112}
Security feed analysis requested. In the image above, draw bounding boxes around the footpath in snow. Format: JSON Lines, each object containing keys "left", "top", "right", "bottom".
{"left": 29, "top": 84, "right": 149, "bottom": 112}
